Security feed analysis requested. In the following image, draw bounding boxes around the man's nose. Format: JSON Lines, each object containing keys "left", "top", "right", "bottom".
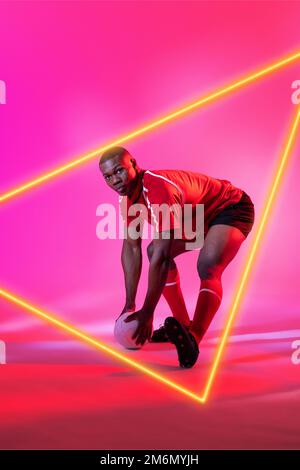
{"left": 111, "top": 175, "right": 121, "bottom": 186}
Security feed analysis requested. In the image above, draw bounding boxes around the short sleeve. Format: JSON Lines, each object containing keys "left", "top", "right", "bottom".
{"left": 143, "top": 175, "right": 183, "bottom": 233}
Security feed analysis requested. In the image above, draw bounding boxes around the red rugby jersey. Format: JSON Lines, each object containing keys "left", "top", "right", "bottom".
{"left": 119, "top": 169, "right": 243, "bottom": 238}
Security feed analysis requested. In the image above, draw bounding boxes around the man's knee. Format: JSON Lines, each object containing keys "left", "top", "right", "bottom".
{"left": 197, "top": 255, "right": 221, "bottom": 280}
{"left": 147, "top": 242, "right": 154, "bottom": 260}
{"left": 147, "top": 242, "right": 177, "bottom": 270}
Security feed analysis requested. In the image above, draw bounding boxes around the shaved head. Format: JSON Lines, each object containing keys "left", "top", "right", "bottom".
{"left": 99, "top": 146, "right": 142, "bottom": 197}
{"left": 99, "top": 146, "right": 132, "bottom": 167}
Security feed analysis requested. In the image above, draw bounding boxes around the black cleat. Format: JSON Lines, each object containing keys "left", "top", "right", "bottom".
{"left": 150, "top": 320, "right": 192, "bottom": 343}
{"left": 150, "top": 324, "right": 170, "bottom": 343}
{"left": 164, "top": 317, "right": 199, "bottom": 368}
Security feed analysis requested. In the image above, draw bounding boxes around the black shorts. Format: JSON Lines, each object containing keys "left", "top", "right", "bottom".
{"left": 208, "top": 191, "right": 255, "bottom": 238}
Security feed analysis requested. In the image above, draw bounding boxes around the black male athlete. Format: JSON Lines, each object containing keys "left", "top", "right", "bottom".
{"left": 99, "top": 146, "right": 255, "bottom": 368}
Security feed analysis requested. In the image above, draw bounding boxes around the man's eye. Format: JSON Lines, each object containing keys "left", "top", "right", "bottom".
{"left": 105, "top": 176, "right": 111, "bottom": 181}
{"left": 116, "top": 169, "right": 122, "bottom": 174}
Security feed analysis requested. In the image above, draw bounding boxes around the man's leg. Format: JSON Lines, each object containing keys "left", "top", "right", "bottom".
{"left": 147, "top": 241, "right": 190, "bottom": 327}
{"left": 189, "top": 224, "right": 246, "bottom": 344}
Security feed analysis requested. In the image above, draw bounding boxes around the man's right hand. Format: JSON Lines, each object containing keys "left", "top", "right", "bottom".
{"left": 116, "top": 304, "right": 136, "bottom": 322}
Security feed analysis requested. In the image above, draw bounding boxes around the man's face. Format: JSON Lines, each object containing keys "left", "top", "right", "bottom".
{"left": 100, "top": 155, "right": 137, "bottom": 196}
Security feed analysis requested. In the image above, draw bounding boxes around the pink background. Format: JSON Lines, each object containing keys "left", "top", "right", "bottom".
{"left": 0, "top": 0, "right": 300, "bottom": 449}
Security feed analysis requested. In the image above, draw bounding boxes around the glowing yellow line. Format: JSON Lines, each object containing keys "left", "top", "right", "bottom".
{"left": 202, "top": 107, "right": 300, "bottom": 402}
{"left": 0, "top": 287, "right": 205, "bottom": 404}
{"left": 1, "top": 50, "right": 299, "bottom": 204}
{"left": 1, "top": 52, "right": 300, "bottom": 404}
{"left": 0, "top": 104, "right": 299, "bottom": 405}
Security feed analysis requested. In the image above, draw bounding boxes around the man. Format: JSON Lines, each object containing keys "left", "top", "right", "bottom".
{"left": 99, "top": 146, "right": 255, "bottom": 368}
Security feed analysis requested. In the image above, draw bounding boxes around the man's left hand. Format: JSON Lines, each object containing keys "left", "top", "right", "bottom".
{"left": 124, "top": 309, "right": 154, "bottom": 346}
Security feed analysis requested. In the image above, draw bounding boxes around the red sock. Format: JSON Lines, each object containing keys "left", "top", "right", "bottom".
{"left": 162, "top": 266, "right": 190, "bottom": 327}
{"left": 190, "top": 278, "right": 223, "bottom": 343}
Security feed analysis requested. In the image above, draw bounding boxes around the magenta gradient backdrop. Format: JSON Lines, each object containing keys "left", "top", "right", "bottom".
{"left": 1, "top": 1, "right": 300, "bottom": 345}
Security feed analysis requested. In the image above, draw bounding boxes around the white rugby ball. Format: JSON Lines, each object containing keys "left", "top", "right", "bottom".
{"left": 114, "top": 311, "right": 152, "bottom": 350}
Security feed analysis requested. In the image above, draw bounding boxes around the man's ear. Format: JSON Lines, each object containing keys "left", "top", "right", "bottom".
{"left": 130, "top": 158, "right": 137, "bottom": 169}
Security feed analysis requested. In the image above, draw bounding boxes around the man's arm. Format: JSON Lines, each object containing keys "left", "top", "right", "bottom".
{"left": 141, "top": 233, "right": 173, "bottom": 317}
{"left": 124, "top": 232, "right": 174, "bottom": 346}
{"left": 121, "top": 235, "right": 142, "bottom": 312}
